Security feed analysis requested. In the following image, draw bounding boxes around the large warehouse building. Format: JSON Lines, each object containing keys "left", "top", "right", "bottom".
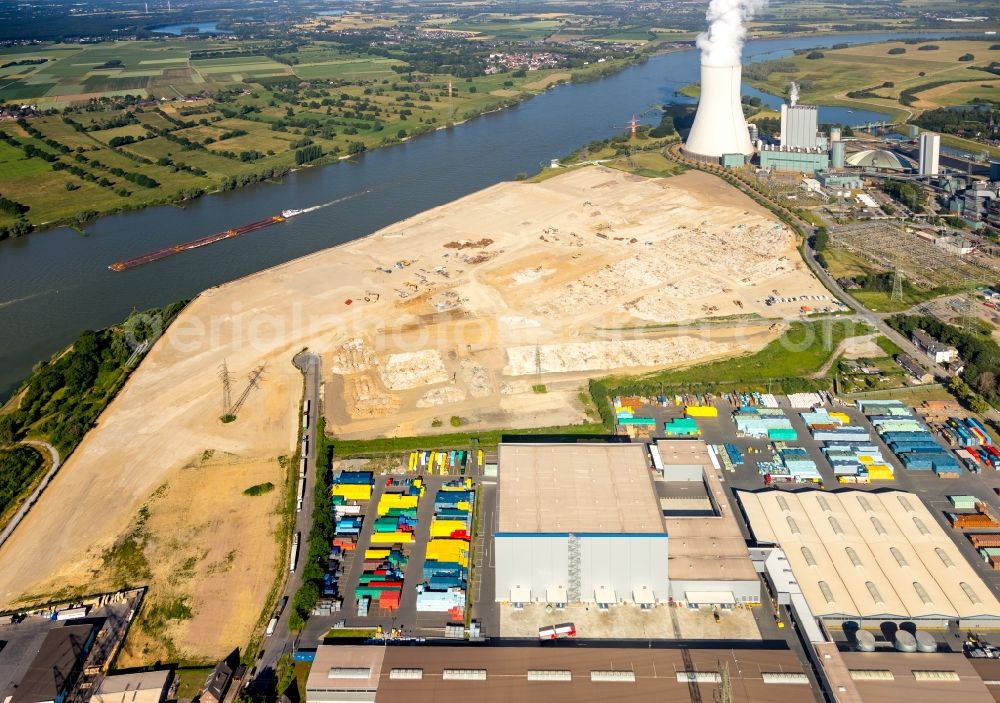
{"left": 738, "top": 489, "right": 1000, "bottom": 628}
{"left": 494, "top": 443, "right": 668, "bottom": 605}
{"left": 656, "top": 440, "right": 761, "bottom": 605}
{"left": 305, "top": 644, "right": 810, "bottom": 703}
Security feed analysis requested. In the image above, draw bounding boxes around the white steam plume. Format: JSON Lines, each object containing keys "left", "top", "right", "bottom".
{"left": 696, "top": 0, "right": 769, "bottom": 67}
{"left": 789, "top": 81, "right": 799, "bottom": 106}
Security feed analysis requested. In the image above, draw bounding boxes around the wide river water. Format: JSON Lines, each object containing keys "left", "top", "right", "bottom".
{"left": 0, "top": 32, "right": 948, "bottom": 398}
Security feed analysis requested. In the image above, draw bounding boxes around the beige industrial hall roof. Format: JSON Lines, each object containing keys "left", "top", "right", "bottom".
{"left": 497, "top": 443, "right": 664, "bottom": 533}
{"left": 738, "top": 489, "right": 1000, "bottom": 620}
{"left": 657, "top": 440, "right": 757, "bottom": 581}
{"left": 89, "top": 670, "right": 171, "bottom": 703}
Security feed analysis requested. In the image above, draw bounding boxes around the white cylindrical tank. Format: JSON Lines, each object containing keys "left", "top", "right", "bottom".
{"left": 684, "top": 62, "right": 754, "bottom": 160}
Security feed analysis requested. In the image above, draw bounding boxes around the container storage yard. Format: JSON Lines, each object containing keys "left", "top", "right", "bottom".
{"left": 858, "top": 399, "right": 963, "bottom": 477}
{"left": 416, "top": 478, "right": 475, "bottom": 618}
{"left": 802, "top": 408, "right": 893, "bottom": 484}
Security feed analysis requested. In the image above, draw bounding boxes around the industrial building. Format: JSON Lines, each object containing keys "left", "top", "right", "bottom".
{"left": 89, "top": 671, "right": 172, "bottom": 703}
{"left": 304, "top": 644, "right": 811, "bottom": 703}
{"left": 10, "top": 623, "right": 97, "bottom": 703}
{"left": 830, "top": 141, "right": 846, "bottom": 169}
{"left": 655, "top": 439, "right": 761, "bottom": 605}
{"left": 919, "top": 131, "right": 941, "bottom": 176}
{"left": 759, "top": 145, "right": 829, "bottom": 174}
{"left": 816, "top": 647, "right": 998, "bottom": 703}
{"left": 780, "top": 104, "right": 820, "bottom": 149}
{"left": 494, "top": 443, "right": 668, "bottom": 605}
{"left": 817, "top": 171, "right": 862, "bottom": 192}
{"left": 738, "top": 490, "right": 1000, "bottom": 628}
{"left": 846, "top": 149, "right": 909, "bottom": 171}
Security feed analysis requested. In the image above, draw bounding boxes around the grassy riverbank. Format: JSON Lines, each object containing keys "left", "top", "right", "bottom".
{"left": 0, "top": 301, "right": 187, "bottom": 529}
{"left": 0, "top": 38, "right": 647, "bottom": 239}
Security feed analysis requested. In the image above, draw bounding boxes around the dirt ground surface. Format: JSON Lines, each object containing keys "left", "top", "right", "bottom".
{"left": 0, "top": 165, "right": 829, "bottom": 663}
{"left": 500, "top": 602, "right": 761, "bottom": 640}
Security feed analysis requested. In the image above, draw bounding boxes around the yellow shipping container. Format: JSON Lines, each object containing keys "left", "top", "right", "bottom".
{"left": 829, "top": 412, "right": 850, "bottom": 424}
{"left": 331, "top": 484, "right": 372, "bottom": 501}
{"left": 370, "top": 531, "right": 413, "bottom": 544}
{"left": 364, "top": 549, "right": 390, "bottom": 560}
{"left": 430, "top": 520, "right": 469, "bottom": 538}
{"left": 456, "top": 501, "right": 472, "bottom": 512}
{"left": 408, "top": 452, "right": 417, "bottom": 471}
{"left": 858, "top": 455, "right": 873, "bottom": 465}
{"left": 425, "top": 539, "right": 469, "bottom": 562}
{"left": 867, "top": 465, "right": 894, "bottom": 480}
{"left": 377, "top": 493, "right": 419, "bottom": 515}
{"left": 685, "top": 405, "right": 718, "bottom": 417}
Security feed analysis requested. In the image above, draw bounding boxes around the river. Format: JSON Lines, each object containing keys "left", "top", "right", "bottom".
{"left": 0, "top": 32, "right": 948, "bottom": 399}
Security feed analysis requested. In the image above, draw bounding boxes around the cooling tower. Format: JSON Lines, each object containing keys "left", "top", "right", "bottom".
{"left": 684, "top": 62, "right": 754, "bottom": 160}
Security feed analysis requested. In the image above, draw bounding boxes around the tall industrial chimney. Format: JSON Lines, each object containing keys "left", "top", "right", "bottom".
{"left": 683, "top": 62, "right": 754, "bottom": 160}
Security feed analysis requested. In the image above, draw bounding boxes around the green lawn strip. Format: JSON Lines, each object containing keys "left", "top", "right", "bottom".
{"left": 331, "top": 423, "right": 606, "bottom": 457}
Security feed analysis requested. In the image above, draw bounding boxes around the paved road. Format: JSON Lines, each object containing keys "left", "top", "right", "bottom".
{"left": 0, "top": 440, "right": 61, "bottom": 548}
{"left": 253, "top": 351, "right": 321, "bottom": 683}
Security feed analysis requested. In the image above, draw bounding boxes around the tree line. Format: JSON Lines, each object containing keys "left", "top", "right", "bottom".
{"left": 887, "top": 314, "right": 1000, "bottom": 409}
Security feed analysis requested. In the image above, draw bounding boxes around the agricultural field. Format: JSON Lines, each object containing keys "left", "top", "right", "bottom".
{"left": 744, "top": 39, "right": 1000, "bottom": 121}
{"left": 0, "top": 36, "right": 640, "bottom": 234}
{"left": 0, "top": 40, "right": 238, "bottom": 107}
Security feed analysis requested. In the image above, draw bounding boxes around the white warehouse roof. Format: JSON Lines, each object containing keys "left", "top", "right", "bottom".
{"left": 737, "top": 489, "right": 1000, "bottom": 621}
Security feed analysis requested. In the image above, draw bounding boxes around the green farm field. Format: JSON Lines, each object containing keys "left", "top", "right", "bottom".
{"left": 745, "top": 39, "right": 999, "bottom": 122}
{"left": 0, "top": 34, "right": 643, "bottom": 237}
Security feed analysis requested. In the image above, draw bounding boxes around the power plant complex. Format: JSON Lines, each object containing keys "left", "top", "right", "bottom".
{"left": 680, "top": 2, "right": 951, "bottom": 182}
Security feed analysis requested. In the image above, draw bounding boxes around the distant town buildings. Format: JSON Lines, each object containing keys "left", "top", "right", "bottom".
{"left": 484, "top": 51, "right": 567, "bottom": 73}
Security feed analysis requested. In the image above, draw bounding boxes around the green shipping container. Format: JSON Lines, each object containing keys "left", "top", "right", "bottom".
{"left": 355, "top": 586, "right": 402, "bottom": 598}
{"left": 618, "top": 417, "right": 656, "bottom": 426}
{"left": 768, "top": 428, "right": 798, "bottom": 441}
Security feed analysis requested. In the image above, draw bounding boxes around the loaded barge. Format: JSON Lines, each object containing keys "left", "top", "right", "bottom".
{"left": 109, "top": 209, "right": 302, "bottom": 271}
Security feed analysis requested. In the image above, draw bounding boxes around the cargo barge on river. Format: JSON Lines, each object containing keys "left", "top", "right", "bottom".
{"left": 108, "top": 209, "right": 302, "bottom": 271}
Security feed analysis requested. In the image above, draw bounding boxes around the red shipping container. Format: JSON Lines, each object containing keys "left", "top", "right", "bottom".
{"left": 449, "top": 530, "right": 470, "bottom": 540}
{"left": 969, "top": 533, "right": 1000, "bottom": 548}
{"left": 378, "top": 580, "right": 403, "bottom": 588}
{"left": 380, "top": 592, "right": 400, "bottom": 610}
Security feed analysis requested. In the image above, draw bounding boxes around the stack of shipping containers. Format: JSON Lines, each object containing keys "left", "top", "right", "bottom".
{"left": 408, "top": 450, "right": 476, "bottom": 475}
{"left": 858, "top": 400, "right": 961, "bottom": 477}
{"left": 417, "top": 478, "right": 475, "bottom": 618}
{"left": 329, "top": 471, "right": 375, "bottom": 609}
{"left": 360, "top": 478, "right": 425, "bottom": 612}
{"left": 733, "top": 407, "right": 796, "bottom": 440}
{"left": 801, "top": 409, "right": 893, "bottom": 483}
{"left": 936, "top": 417, "right": 996, "bottom": 471}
